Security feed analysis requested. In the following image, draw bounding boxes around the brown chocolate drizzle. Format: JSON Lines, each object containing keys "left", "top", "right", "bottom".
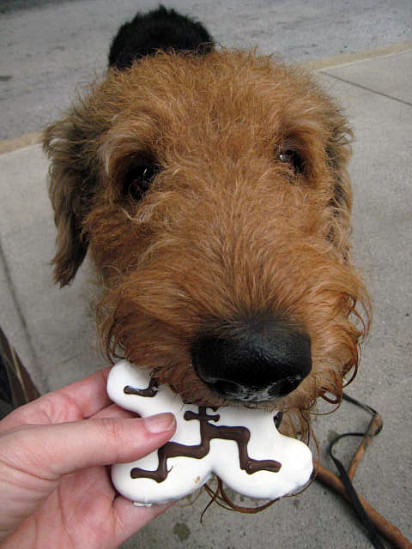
{"left": 124, "top": 378, "right": 158, "bottom": 398}
{"left": 131, "top": 406, "right": 281, "bottom": 483}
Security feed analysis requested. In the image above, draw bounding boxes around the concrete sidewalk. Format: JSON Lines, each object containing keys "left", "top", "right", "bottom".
{"left": 1, "top": 46, "right": 411, "bottom": 548}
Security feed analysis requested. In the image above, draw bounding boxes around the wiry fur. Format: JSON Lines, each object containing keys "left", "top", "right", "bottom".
{"left": 43, "top": 48, "right": 370, "bottom": 436}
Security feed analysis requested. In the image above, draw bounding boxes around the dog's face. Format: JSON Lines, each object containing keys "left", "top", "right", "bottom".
{"left": 44, "top": 50, "right": 369, "bottom": 422}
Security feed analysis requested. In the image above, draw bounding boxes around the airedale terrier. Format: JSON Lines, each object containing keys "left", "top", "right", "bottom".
{"left": 43, "top": 6, "right": 370, "bottom": 437}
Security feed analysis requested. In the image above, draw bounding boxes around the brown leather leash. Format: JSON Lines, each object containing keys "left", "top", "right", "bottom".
{"left": 315, "top": 393, "right": 411, "bottom": 549}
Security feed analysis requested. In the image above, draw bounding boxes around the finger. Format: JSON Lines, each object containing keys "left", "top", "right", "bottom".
{"left": 113, "top": 497, "right": 175, "bottom": 545}
{"left": 0, "top": 368, "right": 113, "bottom": 432}
{"left": 2, "top": 414, "right": 176, "bottom": 480}
{"left": 91, "top": 403, "right": 137, "bottom": 420}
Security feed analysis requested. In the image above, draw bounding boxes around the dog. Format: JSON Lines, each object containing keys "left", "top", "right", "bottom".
{"left": 43, "top": 6, "right": 370, "bottom": 439}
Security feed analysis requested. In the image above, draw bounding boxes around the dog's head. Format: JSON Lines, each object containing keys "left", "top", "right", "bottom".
{"left": 43, "top": 7, "right": 369, "bottom": 430}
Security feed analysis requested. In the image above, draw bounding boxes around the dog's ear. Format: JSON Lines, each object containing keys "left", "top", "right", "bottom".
{"left": 43, "top": 102, "right": 104, "bottom": 286}
{"left": 108, "top": 5, "right": 214, "bottom": 70}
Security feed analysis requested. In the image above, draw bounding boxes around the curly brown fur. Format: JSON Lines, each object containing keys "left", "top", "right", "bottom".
{"left": 43, "top": 48, "right": 370, "bottom": 436}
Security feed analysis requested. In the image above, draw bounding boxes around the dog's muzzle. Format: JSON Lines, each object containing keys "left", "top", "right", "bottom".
{"left": 191, "top": 316, "right": 311, "bottom": 402}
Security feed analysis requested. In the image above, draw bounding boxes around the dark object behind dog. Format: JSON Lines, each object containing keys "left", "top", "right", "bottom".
{"left": 109, "top": 5, "right": 214, "bottom": 70}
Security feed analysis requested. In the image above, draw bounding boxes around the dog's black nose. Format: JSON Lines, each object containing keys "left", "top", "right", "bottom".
{"left": 191, "top": 317, "right": 311, "bottom": 402}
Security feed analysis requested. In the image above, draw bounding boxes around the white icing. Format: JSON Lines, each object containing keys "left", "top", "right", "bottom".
{"left": 107, "top": 360, "right": 313, "bottom": 505}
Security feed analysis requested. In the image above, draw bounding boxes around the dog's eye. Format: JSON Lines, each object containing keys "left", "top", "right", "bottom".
{"left": 278, "top": 148, "right": 305, "bottom": 175}
{"left": 123, "top": 159, "right": 158, "bottom": 201}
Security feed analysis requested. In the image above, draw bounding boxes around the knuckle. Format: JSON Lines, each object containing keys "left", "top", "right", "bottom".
{"left": 98, "top": 417, "right": 126, "bottom": 444}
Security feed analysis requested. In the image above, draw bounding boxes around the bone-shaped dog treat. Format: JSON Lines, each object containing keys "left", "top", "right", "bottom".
{"left": 107, "top": 360, "right": 313, "bottom": 506}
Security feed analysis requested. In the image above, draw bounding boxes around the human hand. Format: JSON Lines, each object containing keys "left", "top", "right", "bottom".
{"left": 0, "top": 367, "right": 176, "bottom": 548}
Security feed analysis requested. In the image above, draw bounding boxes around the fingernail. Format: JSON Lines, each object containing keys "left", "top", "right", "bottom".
{"left": 144, "top": 413, "right": 176, "bottom": 434}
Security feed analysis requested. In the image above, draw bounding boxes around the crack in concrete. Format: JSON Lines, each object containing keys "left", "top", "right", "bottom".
{"left": 321, "top": 71, "right": 412, "bottom": 107}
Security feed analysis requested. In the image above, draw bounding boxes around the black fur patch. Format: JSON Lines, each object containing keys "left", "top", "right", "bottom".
{"left": 109, "top": 5, "right": 214, "bottom": 70}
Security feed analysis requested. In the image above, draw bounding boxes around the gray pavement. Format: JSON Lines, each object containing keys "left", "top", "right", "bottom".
{"left": 1, "top": 2, "right": 411, "bottom": 548}
{"left": 1, "top": 0, "right": 411, "bottom": 140}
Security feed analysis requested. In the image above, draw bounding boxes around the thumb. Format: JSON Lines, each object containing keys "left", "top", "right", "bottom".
{"left": 2, "top": 414, "right": 176, "bottom": 481}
